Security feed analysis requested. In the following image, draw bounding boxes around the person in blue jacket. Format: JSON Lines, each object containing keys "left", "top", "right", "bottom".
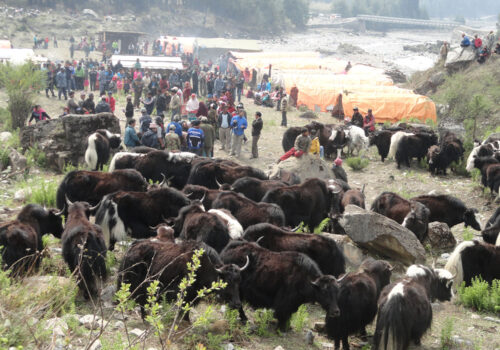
{"left": 166, "top": 115, "right": 183, "bottom": 138}
{"left": 187, "top": 120, "right": 204, "bottom": 156}
{"left": 124, "top": 119, "right": 141, "bottom": 149}
{"left": 230, "top": 108, "right": 248, "bottom": 157}
{"left": 460, "top": 33, "right": 471, "bottom": 48}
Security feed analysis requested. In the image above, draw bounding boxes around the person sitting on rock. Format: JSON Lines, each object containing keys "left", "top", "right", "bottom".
{"left": 278, "top": 127, "right": 311, "bottom": 163}
{"left": 124, "top": 118, "right": 141, "bottom": 149}
{"left": 95, "top": 95, "right": 111, "bottom": 113}
{"left": 141, "top": 123, "right": 160, "bottom": 149}
{"left": 28, "top": 105, "right": 50, "bottom": 125}
{"left": 477, "top": 46, "right": 490, "bottom": 64}
{"left": 460, "top": 33, "right": 471, "bottom": 48}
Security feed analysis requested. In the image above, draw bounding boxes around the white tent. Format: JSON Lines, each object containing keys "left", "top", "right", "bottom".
{"left": 0, "top": 48, "right": 47, "bottom": 64}
{"left": 111, "top": 55, "right": 183, "bottom": 70}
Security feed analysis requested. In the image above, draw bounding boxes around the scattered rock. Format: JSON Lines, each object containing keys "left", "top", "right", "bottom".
{"left": 321, "top": 343, "right": 334, "bottom": 349}
{"left": 384, "top": 68, "right": 407, "bottom": 84}
{"left": 451, "top": 335, "right": 474, "bottom": 347}
{"left": 79, "top": 315, "right": 103, "bottom": 330}
{"left": 305, "top": 330, "right": 315, "bottom": 345}
{"left": 484, "top": 316, "right": 500, "bottom": 324}
{"left": 274, "top": 346, "right": 285, "bottom": 350}
{"left": 431, "top": 302, "right": 444, "bottom": 312}
{"left": 8, "top": 148, "right": 27, "bottom": 172}
{"left": 130, "top": 328, "right": 145, "bottom": 338}
{"left": 299, "top": 111, "right": 318, "bottom": 119}
{"left": 268, "top": 154, "right": 334, "bottom": 182}
{"left": 470, "top": 314, "right": 480, "bottom": 319}
{"left": 23, "top": 276, "right": 74, "bottom": 294}
{"left": 14, "top": 189, "right": 29, "bottom": 202}
{"left": 414, "top": 71, "right": 446, "bottom": 95}
{"left": 441, "top": 253, "right": 450, "bottom": 259}
{"left": 89, "top": 340, "right": 102, "bottom": 350}
{"left": 314, "top": 322, "right": 325, "bottom": 332}
{"left": 425, "top": 222, "right": 456, "bottom": 249}
{"left": 403, "top": 42, "right": 441, "bottom": 55}
{"left": 224, "top": 344, "right": 235, "bottom": 350}
{"left": 46, "top": 317, "right": 68, "bottom": 338}
{"left": 337, "top": 43, "right": 366, "bottom": 55}
{"left": 0, "top": 131, "right": 12, "bottom": 142}
{"left": 113, "top": 320, "right": 125, "bottom": 330}
{"left": 339, "top": 205, "right": 426, "bottom": 265}
{"left": 208, "top": 319, "right": 229, "bottom": 334}
{"left": 82, "top": 9, "right": 98, "bottom": 18}
{"left": 100, "top": 285, "right": 117, "bottom": 302}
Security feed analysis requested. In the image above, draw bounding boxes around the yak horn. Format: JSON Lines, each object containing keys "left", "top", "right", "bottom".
{"left": 65, "top": 195, "right": 74, "bottom": 207}
{"left": 336, "top": 273, "right": 347, "bottom": 283}
{"left": 388, "top": 264, "right": 395, "bottom": 272}
{"left": 185, "top": 192, "right": 193, "bottom": 198}
{"left": 159, "top": 173, "right": 168, "bottom": 187}
{"left": 361, "top": 184, "right": 366, "bottom": 195}
{"left": 198, "top": 192, "right": 206, "bottom": 203}
{"left": 88, "top": 200, "right": 101, "bottom": 212}
{"left": 239, "top": 256, "right": 250, "bottom": 272}
{"left": 255, "top": 236, "right": 265, "bottom": 245}
{"left": 215, "top": 177, "right": 223, "bottom": 189}
{"left": 53, "top": 206, "right": 65, "bottom": 216}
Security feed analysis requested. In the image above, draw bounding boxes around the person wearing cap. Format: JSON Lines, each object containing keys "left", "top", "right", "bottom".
{"left": 169, "top": 88, "right": 181, "bottom": 121}
{"left": 95, "top": 95, "right": 111, "bottom": 113}
{"left": 165, "top": 124, "right": 181, "bottom": 152}
{"left": 141, "top": 122, "right": 160, "bottom": 149}
{"left": 67, "top": 90, "right": 79, "bottom": 114}
{"left": 332, "top": 157, "right": 348, "bottom": 183}
{"left": 187, "top": 120, "right": 205, "bottom": 156}
{"left": 78, "top": 92, "right": 86, "bottom": 110}
{"left": 230, "top": 108, "right": 248, "bottom": 158}
{"left": 278, "top": 127, "right": 311, "bottom": 162}
{"left": 250, "top": 111, "right": 263, "bottom": 159}
{"left": 186, "top": 93, "right": 199, "bottom": 121}
{"left": 218, "top": 104, "right": 232, "bottom": 151}
{"left": 106, "top": 91, "right": 116, "bottom": 113}
{"left": 351, "top": 107, "right": 364, "bottom": 128}
{"left": 124, "top": 118, "right": 141, "bottom": 149}
{"left": 364, "top": 109, "right": 375, "bottom": 134}
{"left": 166, "top": 115, "right": 183, "bottom": 139}
{"left": 125, "top": 95, "right": 134, "bottom": 121}
{"left": 200, "top": 116, "right": 215, "bottom": 157}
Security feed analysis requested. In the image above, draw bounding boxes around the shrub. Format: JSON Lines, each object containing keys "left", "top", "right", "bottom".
{"left": 313, "top": 218, "right": 331, "bottom": 234}
{"left": 25, "top": 146, "right": 47, "bottom": 169}
{"left": 440, "top": 317, "right": 454, "bottom": 350}
{"left": 254, "top": 309, "right": 276, "bottom": 337}
{"left": 291, "top": 304, "right": 309, "bottom": 332}
{"left": 346, "top": 157, "right": 369, "bottom": 171}
{"left": 462, "top": 227, "right": 474, "bottom": 241}
{"left": 23, "top": 180, "right": 58, "bottom": 207}
{"left": 458, "top": 278, "right": 500, "bottom": 313}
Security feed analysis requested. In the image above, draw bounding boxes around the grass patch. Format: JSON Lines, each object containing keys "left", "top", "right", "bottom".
{"left": 21, "top": 179, "right": 58, "bottom": 207}
{"left": 254, "top": 309, "right": 276, "bottom": 337}
{"left": 290, "top": 304, "right": 309, "bottom": 333}
{"left": 458, "top": 278, "right": 500, "bottom": 313}
{"left": 25, "top": 145, "right": 47, "bottom": 169}
{"left": 440, "top": 317, "right": 454, "bottom": 350}
{"left": 345, "top": 156, "right": 369, "bottom": 171}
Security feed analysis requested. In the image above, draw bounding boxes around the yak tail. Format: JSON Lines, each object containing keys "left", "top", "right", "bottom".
{"left": 85, "top": 134, "right": 98, "bottom": 171}
{"left": 73, "top": 234, "right": 107, "bottom": 300}
{"left": 373, "top": 296, "right": 408, "bottom": 350}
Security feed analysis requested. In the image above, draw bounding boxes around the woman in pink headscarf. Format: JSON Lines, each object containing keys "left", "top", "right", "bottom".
{"left": 186, "top": 93, "right": 199, "bottom": 121}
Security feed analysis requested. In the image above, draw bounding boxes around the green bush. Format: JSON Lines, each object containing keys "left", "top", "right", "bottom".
{"left": 23, "top": 180, "right": 58, "bottom": 207}
{"left": 291, "top": 304, "right": 309, "bottom": 332}
{"left": 440, "top": 317, "right": 454, "bottom": 350}
{"left": 25, "top": 146, "right": 47, "bottom": 169}
{"left": 458, "top": 278, "right": 500, "bottom": 313}
{"left": 346, "top": 157, "right": 369, "bottom": 171}
{"left": 254, "top": 309, "right": 276, "bottom": 337}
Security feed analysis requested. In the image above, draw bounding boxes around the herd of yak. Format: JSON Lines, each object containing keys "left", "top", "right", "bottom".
{"left": 0, "top": 122, "right": 499, "bottom": 350}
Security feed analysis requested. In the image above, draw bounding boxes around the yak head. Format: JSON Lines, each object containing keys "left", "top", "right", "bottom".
{"left": 463, "top": 208, "right": 481, "bottom": 231}
{"left": 312, "top": 274, "right": 343, "bottom": 318}
{"left": 214, "top": 256, "right": 250, "bottom": 310}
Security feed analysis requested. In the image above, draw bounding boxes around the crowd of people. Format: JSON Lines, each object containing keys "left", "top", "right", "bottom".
{"left": 457, "top": 31, "right": 499, "bottom": 64}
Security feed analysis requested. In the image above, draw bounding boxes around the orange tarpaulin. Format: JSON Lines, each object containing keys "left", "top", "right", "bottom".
{"left": 231, "top": 51, "right": 437, "bottom": 123}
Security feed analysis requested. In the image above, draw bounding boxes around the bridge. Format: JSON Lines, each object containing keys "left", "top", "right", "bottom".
{"left": 357, "top": 15, "right": 461, "bottom": 29}
{"left": 307, "top": 15, "right": 461, "bottom": 30}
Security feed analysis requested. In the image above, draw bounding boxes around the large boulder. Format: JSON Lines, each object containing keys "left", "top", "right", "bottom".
{"left": 20, "top": 113, "right": 120, "bottom": 172}
{"left": 425, "top": 222, "right": 456, "bottom": 249}
{"left": 268, "top": 154, "right": 334, "bottom": 182}
{"left": 445, "top": 46, "right": 476, "bottom": 71}
{"left": 339, "top": 205, "right": 426, "bottom": 265}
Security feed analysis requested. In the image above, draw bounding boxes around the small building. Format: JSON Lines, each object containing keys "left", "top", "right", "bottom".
{"left": 97, "top": 30, "right": 146, "bottom": 54}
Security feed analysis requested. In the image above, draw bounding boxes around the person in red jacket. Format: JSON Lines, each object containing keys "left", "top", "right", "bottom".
{"left": 106, "top": 91, "right": 116, "bottom": 113}
{"left": 364, "top": 109, "right": 375, "bottom": 134}
{"left": 473, "top": 34, "right": 483, "bottom": 57}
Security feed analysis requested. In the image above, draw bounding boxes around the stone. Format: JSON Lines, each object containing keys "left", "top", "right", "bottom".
{"left": 268, "top": 154, "right": 334, "bottom": 183}
{"left": 274, "top": 347, "right": 285, "bottom": 350}
{"left": 14, "top": 189, "right": 29, "bottom": 201}
{"left": 208, "top": 319, "right": 229, "bottom": 334}
{"left": 322, "top": 233, "right": 368, "bottom": 268}
{"left": 8, "top": 148, "right": 27, "bottom": 172}
{"left": 305, "top": 330, "right": 315, "bottom": 345}
{"left": 314, "top": 322, "right": 325, "bottom": 332}
{"left": 321, "top": 343, "right": 334, "bottom": 349}
{"left": 130, "top": 328, "right": 145, "bottom": 338}
{"left": 79, "top": 315, "right": 102, "bottom": 330}
{"left": 339, "top": 205, "right": 426, "bottom": 265}
{"left": 451, "top": 335, "right": 474, "bottom": 347}
{"left": 224, "top": 344, "right": 235, "bottom": 350}
{"left": 0, "top": 131, "right": 12, "bottom": 142}
{"left": 484, "top": 316, "right": 500, "bottom": 324}
{"left": 431, "top": 302, "right": 444, "bottom": 312}
{"left": 20, "top": 113, "right": 120, "bottom": 172}
{"left": 425, "top": 222, "right": 456, "bottom": 249}
{"left": 100, "top": 285, "right": 117, "bottom": 302}
{"left": 445, "top": 46, "right": 476, "bottom": 71}
{"left": 113, "top": 321, "right": 125, "bottom": 330}
{"left": 46, "top": 317, "right": 68, "bottom": 338}
{"left": 89, "top": 339, "right": 101, "bottom": 350}
{"left": 470, "top": 314, "right": 480, "bottom": 319}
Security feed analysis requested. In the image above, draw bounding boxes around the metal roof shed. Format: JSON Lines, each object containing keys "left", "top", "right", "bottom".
{"left": 98, "top": 30, "right": 146, "bottom": 53}
{"left": 111, "top": 55, "right": 184, "bottom": 70}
